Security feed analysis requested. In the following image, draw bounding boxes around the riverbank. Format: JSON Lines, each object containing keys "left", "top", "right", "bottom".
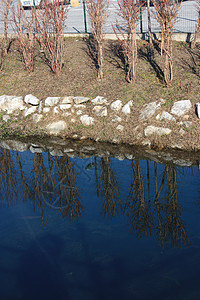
{"left": 0, "top": 38, "right": 199, "bottom": 153}
{"left": 0, "top": 93, "right": 199, "bottom": 154}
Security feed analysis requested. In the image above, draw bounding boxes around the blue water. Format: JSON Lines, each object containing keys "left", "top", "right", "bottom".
{"left": 0, "top": 147, "right": 199, "bottom": 300}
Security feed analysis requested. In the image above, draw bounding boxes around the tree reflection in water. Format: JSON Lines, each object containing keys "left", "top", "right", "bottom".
{"left": 16, "top": 151, "right": 83, "bottom": 222}
{"left": 0, "top": 146, "right": 192, "bottom": 247}
{"left": 154, "top": 164, "right": 190, "bottom": 247}
{"left": 98, "top": 157, "right": 121, "bottom": 218}
{"left": 0, "top": 148, "right": 17, "bottom": 206}
{"left": 124, "top": 160, "right": 154, "bottom": 237}
{"left": 97, "top": 157, "right": 189, "bottom": 247}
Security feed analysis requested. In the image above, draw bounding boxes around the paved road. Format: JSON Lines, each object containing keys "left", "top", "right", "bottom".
{"left": 0, "top": 0, "right": 198, "bottom": 34}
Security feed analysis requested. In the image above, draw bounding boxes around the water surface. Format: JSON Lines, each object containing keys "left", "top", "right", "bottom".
{"left": 0, "top": 145, "right": 199, "bottom": 300}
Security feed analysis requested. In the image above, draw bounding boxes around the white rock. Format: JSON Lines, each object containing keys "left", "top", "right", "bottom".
{"left": 30, "top": 145, "right": 44, "bottom": 153}
{"left": 59, "top": 104, "right": 71, "bottom": 110}
{"left": 45, "top": 97, "right": 60, "bottom": 107}
{"left": 74, "top": 104, "right": 86, "bottom": 109}
{"left": 179, "top": 129, "right": 185, "bottom": 135}
{"left": 46, "top": 121, "right": 67, "bottom": 135}
{"left": 183, "top": 121, "right": 192, "bottom": 128}
{"left": 74, "top": 96, "right": 89, "bottom": 104}
{"left": 38, "top": 101, "right": 43, "bottom": 114}
{"left": 32, "top": 113, "right": 43, "bottom": 123}
{"left": 156, "top": 114, "right": 160, "bottom": 120}
{"left": 115, "top": 155, "right": 125, "bottom": 161}
{"left": 125, "top": 154, "right": 134, "bottom": 160}
{"left": 195, "top": 103, "right": 200, "bottom": 118}
{"left": 24, "top": 94, "right": 40, "bottom": 106}
{"left": 0, "top": 95, "right": 6, "bottom": 106}
{"left": 2, "top": 115, "right": 10, "bottom": 122}
{"left": 91, "top": 96, "right": 107, "bottom": 105}
{"left": 82, "top": 146, "right": 96, "bottom": 151}
{"left": 112, "top": 116, "right": 122, "bottom": 123}
{"left": 80, "top": 115, "right": 94, "bottom": 126}
{"left": 67, "top": 152, "right": 76, "bottom": 158}
{"left": 0, "top": 140, "right": 28, "bottom": 152}
{"left": 142, "top": 140, "right": 151, "bottom": 146}
{"left": 116, "top": 125, "right": 124, "bottom": 131}
{"left": 43, "top": 107, "right": 50, "bottom": 113}
{"left": 112, "top": 137, "right": 120, "bottom": 144}
{"left": 0, "top": 95, "right": 25, "bottom": 114}
{"left": 24, "top": 106, "right": 37, "bottom": 117}
{"left": 54, "top": 106, "right": 59, "bottom": 114}
{"left": 72, "top": 134, "right": 78, "bottom": 139}
{"left": 76, "top": 110, "right": 83, "bottom": 115}
{"left": 159, "top": 98, "right": 166, "bottom": 105}
{"left": 110, "top": 100, "right": 122, "bottom": 112}
{"left": 60, "top": 96, "right": 73, "bottom": 104}
{"left": 122, "top": 100, "right": 133, "bottom": 114}
{"left": 71, "top": 118, "right": 76, "bottom": 123}
{"left": 144, "top": 125, "right": 171, "bottom": 136}
{"left": 139, "top": 101, "right": 161, "bottom": 120}
{"left": 173, "top": 159, "right": 192, "bottom": 167}
{"left": 178, "top": 121, "right": 183, "bottom": 126}
{"left": 93, "top": 106, "right": 107, "bottom": 117}
{"left": 170, "top": 100, "right": 192, "bottom": 116}
{"left": 160, "top": 111, "right": 176, "bottom": 121}
{"left": 63, "top": 112, "right": 71, "bottom": 117}
{"left": 50, "top": 149, "right": 64, "bottom": 156}
{"left": 171, "top": 143, "right": 184, "bottom": 150}
{"left": 64, "top": 148, "right": 74, "bottom": 153}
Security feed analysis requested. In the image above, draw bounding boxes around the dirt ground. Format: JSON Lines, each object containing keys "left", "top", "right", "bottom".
{"left": 0, "top": 37, "right": 200, "bottom": 151}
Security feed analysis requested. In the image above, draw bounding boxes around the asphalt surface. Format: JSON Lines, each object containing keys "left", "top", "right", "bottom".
{"left": 0, "top": 0, "right": 198, "bottom": 34}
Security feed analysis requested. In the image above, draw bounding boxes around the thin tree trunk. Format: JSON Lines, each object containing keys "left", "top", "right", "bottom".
{"left": 147, "top": 0, "right": 152, "bottom": 43}
{"left": 191, "top": 11, "right": 200, "bottom": 49}
{"left": 98, "top": 42, "right": 103, "bottom": 79}
{"left": 4, "top": 14, "right": 8, "bottom": 56}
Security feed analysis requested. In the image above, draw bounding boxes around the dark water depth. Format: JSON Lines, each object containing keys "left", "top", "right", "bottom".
{"left": 0, "top": 146, "right": 199, "bottom": 300}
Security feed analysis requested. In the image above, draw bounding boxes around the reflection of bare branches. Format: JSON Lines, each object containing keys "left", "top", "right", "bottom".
{"left": 164, "top": 166, "right": 189, "bottom": 247}
{"left": 32, "top": 154, "right": 83, "bottom": 220}
{"left": 52, "top": 156, "right": 83, "bottom": 220}
{"left": 99, "top": 157, "right": 121, "bottom": 218}
{"left": 125, "top": 160, "right": 154, "bottom": 237}
{"left": 0, "top": 148, "right": 18, "bottom": 206}
{"left": 154, "top": 164, "right": 189, "bottom": 247}
{"left": 16, "top": 152, "right": 82, "bottom": 221}
{"left": 0, "top": 146, "right": 194, "bottom": 248}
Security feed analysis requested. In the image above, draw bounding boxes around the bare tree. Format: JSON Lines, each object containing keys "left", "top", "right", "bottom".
{"left": 12, "top": 2, "right": 36, "bottom": 72}
{"left": 191, "top": 0, "right": 200, "bottom": 48}
{"left": 113, "top": 0, "right": 143, "bottom": 83}
{"left": 86, "top": 0, "right": 109, "bottom": 79}
{"left": 34, "top": 0, "right": 67, "bottom": 75}
{"left": 152, "top": 0, "right": 182, "bottom": 85}
{"left": 0, "top": 0, "right": 12, "bottom": 56}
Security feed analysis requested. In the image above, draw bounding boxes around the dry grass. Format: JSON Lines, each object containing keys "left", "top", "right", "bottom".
{"left": 0, "top": 38, "right": 199, "bottom": 103}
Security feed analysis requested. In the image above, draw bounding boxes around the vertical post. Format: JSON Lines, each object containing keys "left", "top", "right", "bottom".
{"left": 83, "top": 0, "right": 87, "bottom": 33}
{"left": 33, "top": 0, "right": 36, "bottom": 11}
{"left": 140, "top": 7, "right": 143, "bottom": 34}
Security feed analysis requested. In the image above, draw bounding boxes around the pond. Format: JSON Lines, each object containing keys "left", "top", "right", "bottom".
{"left": 0, "top": 139, "right": 199, "bottom": 300}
